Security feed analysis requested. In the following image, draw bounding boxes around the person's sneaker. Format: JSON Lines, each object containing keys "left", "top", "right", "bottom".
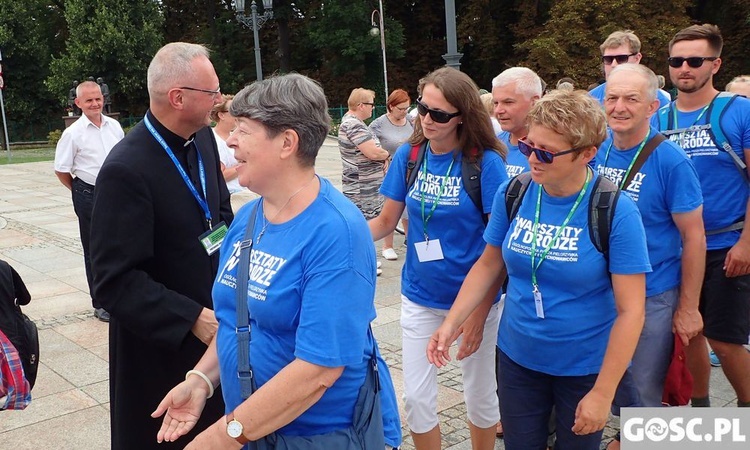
{"left": 376, "top": 260, "right": 382, "bottom": 276}
{"left": 94, "top": 308, "right": 111, "bottom": 322}
{"left": 382, "top": 248, "right": 398, "bottom": 260}
{"left": 709, "top": 350, "right": 721, "bottom": 367}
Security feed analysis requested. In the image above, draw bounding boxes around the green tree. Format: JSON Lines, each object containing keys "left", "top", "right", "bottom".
{"left": 517, "top": 0, "right": 693, "bottom": 89}
{"left": 0, "top": 0, "right": 66, "bottom": 140}
{"left": 47, "top": 0, "right": 164, "bottom": 115}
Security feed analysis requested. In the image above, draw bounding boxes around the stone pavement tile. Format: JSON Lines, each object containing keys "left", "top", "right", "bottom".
{"left": 55, "top": 319, "right": 109, "bottom": 350}
{"left": 24, "top": 278, "right": 80, "bottom": 299}
{"left": 54, "top": 273, "right": 90, "bottom": 293}
{"left": 0, "top": 200, "right": 30, "bottom": 213}
{"left": 88, "top": 343, "right": 109, "bottom": 363}
{"left": 0, "top": 257, "right": 48, "bottom": 283}
{"left": 23, "top": 290, "right": 92, "bottom": 319}
{"left": 39, "top": 328, "right": 109, "bottom": 386}
{"left": 376, "top": 293, "right": 402, "bottom": 308}
{"left": 373, "top": 320, "right": 403, "bottom": 347}
{"left": 709, "top": 366, "right": 740, "bottom": 404}
{"left": 38, "top": 221, "right": 81, "bottom": 239}
{"left": 0, "top": 405, "right": 110, "bottom": 450}
{"left": 2, "top": 245, "right": 79, "bottom": 264}
{"left": 0, "top": 389, "right": 99, "bottom": 433}
{"left": 0, "top": 229, "right": 43, "bottom": 248}
{"left": 373, "top": 305, "right": 401, "bottom": 327}
{"left": 81, "top": 380, "right": 110, "bottom": 405}
{"left": 31, "top": 363, "right": 76, "bottom": 399}
{"left": 18, "top": 251, "right": 83, "bottom": 274}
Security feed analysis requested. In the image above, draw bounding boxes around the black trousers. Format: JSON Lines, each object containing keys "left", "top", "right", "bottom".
{"left": 72, "top": 177, "right": 99, "bottom": 309}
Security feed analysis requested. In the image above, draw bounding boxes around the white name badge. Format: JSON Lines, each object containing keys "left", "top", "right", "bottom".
{"left": 414, "top": 239, "right": 444, "bottom": 262}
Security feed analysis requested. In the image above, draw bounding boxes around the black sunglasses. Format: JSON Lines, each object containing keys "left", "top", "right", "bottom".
{"left": 179, "top": 86, "right": 221, "bottom": 96}
{"left": 361, "top": 102, "right": 375, "bottom": 107}
{"left": 667, "top": 56, "right": 718, "bottom": 68}
{"left": 518, "top": 139, "right": 580, "bottom": 164}
{"left": 602, "top": 53, "right": 637, "bottom": 65}
{"left": 416, "top": 98, "right": 461, "bottom": 124}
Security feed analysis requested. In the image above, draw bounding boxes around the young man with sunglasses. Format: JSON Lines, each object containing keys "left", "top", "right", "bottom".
{"left": 659, "top": 23, "right": 750, "bottom": 410}
{"left": 589, "top": 30, "right": 670, "bottom": 108}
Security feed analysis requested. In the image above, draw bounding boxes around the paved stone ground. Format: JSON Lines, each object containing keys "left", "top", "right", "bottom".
{"left": 0, "top": 138, "right": 739, "bottom": 449}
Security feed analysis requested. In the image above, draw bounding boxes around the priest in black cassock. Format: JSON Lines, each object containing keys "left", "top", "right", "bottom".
{"left": 90, "top": 42, "right": 233, "bottom": 450}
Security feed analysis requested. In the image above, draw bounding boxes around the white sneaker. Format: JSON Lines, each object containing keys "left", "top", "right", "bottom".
{"left": 382, "top": 248, "right": 398, "bottom": 260}
{"left": 377, "top": 261, "right": 382, "bottom": 268}
{"left": 377, "top": 268, "right": 383, "bottom": 276}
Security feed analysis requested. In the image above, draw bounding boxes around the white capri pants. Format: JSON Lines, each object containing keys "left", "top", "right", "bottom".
{"left": 401, "top": 295, "right": 501, "bottom": 433}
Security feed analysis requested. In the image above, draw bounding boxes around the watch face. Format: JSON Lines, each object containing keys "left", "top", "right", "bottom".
{"left": 227, "top": 420, "right": 243, "bottom": 438}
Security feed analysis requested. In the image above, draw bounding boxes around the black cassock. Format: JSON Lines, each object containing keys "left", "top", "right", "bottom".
{"left": 91, "top": 111, "right": 233, "bottom": 449}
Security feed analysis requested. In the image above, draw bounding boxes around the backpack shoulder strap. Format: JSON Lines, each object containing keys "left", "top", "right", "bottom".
{"left": 588, "top": 174, "right": 620, "bottom": 264}
{"left": 706, "top": 93, "right": 749, "bottom": 184}
{"left": 405, "top": 142, "right": 427, "bottom": 190}
{"left": 656, "top": 102, "right": 674, "bottom": 132}
{"left": 461, "top": 148, "right": 486, "bottom": 224}
{"left": 505, "top": 172, "right": 532, "bottom": 222}
{"left": 620, "top": 133, "right": 666, "bottom": 189}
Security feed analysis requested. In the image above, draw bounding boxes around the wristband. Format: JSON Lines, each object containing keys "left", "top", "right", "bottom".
{"left": 185, "top": 369, "right": 214, "bottom": 399}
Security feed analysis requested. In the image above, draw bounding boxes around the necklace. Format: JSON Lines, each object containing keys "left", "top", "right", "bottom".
{"left": 256, "top": 176, "right": 316, "bottom": 244}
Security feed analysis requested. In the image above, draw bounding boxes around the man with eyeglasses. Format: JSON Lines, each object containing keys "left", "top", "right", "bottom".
{"left": 89, "top": 42, "right": 232, "bottom": 449}
{"left": 589, "top": 30, "right": 670, "bottom": 108}
{"left": 657, "top": 23, "right": 750, "bottom": 411}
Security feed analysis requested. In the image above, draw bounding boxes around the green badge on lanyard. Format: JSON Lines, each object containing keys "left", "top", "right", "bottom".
{"left": 199, "top": 221, "right": 228, "bottom": 255}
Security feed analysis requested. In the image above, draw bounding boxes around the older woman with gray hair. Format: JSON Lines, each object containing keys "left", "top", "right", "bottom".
{"left": 152, "top": 73, "right": 400, "bottom": 449}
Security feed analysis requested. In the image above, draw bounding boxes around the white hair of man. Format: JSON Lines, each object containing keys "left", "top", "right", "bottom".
{"left": 76, "top": 80, "right": 101, "bottom": 97}
{"left": 491, "top": 67, "right": 543, "bottom": 99}
{"left": 609, "top": 63, "right": 659, "bottom": 102}
{"left": 146, "top": 42, "right": 210, "bottom": 98}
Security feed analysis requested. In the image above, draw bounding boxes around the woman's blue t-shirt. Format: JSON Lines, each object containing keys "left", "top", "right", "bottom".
{"left": 213, "top": 177, "right": 378, "bottom": 436}
{"left": 380, "top": 142, "right": 508, "bottom": 309}
{"left": 484, "top": 172, "right": 651, "bottom": 376}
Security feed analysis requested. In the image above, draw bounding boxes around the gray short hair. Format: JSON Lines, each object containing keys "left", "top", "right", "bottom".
{"left": 608, "top": 64, "right": 659, "bottom": 102}
{"left": 76, "top": 81, "right": 101, "bottom": 97}
{"left": 147, "top": 42, "right": 210, "bottom": 97}
{"left": 491, "top": 67, "right": 543, "bottom": 99}
{"left": 527, "top": 89, "right": 608, "bottom": 152}
{"left": 230, "top": 73, "right": 330, "bottom": 168}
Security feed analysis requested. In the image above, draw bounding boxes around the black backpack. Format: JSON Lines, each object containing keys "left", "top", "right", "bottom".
{"left": 0, "top": 259, "right": 39, "bottom": 389}
{"left": 405, "top": 142, "right": 487, "bottom": 224}
{"left": 504, "top": 172, "right": 620, "bottom": 263}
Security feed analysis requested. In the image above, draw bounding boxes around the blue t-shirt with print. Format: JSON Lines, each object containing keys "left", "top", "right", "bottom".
{"left": 658, "top": 96, "right": 750, "bottom": 250}
{"left": 595, "top": 127, "right": 702, "bottom": 296}
{"left": 213, "top": 177, "right": 399, "bottom": 442}
{"left": 591, "top": 82, "right": 671, "bottom": 109}
{"left": 484, "top": 172, "right": 651, "bottom": 376}
{"left": 380, "top": 142, "right": 508, "bottom": 309}
{"left": 498, "top": 131, "right": 529, "bottom": 178}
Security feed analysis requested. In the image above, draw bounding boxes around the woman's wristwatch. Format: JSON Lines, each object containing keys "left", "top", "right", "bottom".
{"left": 226, "top": 412, "right": 249, "bottom": 445}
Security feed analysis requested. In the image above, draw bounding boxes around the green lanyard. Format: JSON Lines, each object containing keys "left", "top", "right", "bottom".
{"left": 602, "top": 133, "right": 649, "bottom": 189}
{"left": 530, "top": 168, "right": 591, "bottom": 291}
{"left": 420, "top": 142, "right": 455, "bottom": 242}
{"left": 672, "top": 103, "right": 709, "bottom": 147}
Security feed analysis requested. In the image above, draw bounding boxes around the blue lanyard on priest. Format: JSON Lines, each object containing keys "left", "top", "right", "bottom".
{"left": 144, "top": 115, "right": 213, "bottom": 228}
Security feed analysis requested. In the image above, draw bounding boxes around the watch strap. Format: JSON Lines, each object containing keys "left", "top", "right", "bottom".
{"left": 226, "top": 411, "right": 250, "bottom": 445}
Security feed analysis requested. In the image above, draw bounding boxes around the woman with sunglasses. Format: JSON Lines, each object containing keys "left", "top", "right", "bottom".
{"left": 370, "top": 67, "right": 508, "bottom": 450}
{"left": 428, "top": 89, "right": 650, "bottom": 450}
{"left": 369, "top": 88, "right": 414, "bottom": 260}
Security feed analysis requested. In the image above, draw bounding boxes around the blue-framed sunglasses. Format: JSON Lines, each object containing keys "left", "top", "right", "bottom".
{"left": 518, "top": 138, "right": 581, "bottom": 164}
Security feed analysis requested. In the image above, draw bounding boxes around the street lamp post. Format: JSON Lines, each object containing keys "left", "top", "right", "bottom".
{"left": 235, "top": 0, "right": 274, "bottom": 81}
{"left": 370, "top": 0, "right": 388, "bottom": 101}
{"left": 0, "top": 48, "right": 10, "bottom": 161}
{"left": 442, "top": 0, "right": 463, "bottom": 69}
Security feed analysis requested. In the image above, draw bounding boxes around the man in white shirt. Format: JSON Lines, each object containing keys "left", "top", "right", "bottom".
{"left": 54, "top": 80, "right": 124, "bottom": 322}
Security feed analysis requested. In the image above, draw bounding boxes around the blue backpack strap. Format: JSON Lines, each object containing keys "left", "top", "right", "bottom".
{"left": 656, "top": 102, "right": 674, "bottom": 133}
{"left": 706, "top": 92, "right": 749, "bottom": 185}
